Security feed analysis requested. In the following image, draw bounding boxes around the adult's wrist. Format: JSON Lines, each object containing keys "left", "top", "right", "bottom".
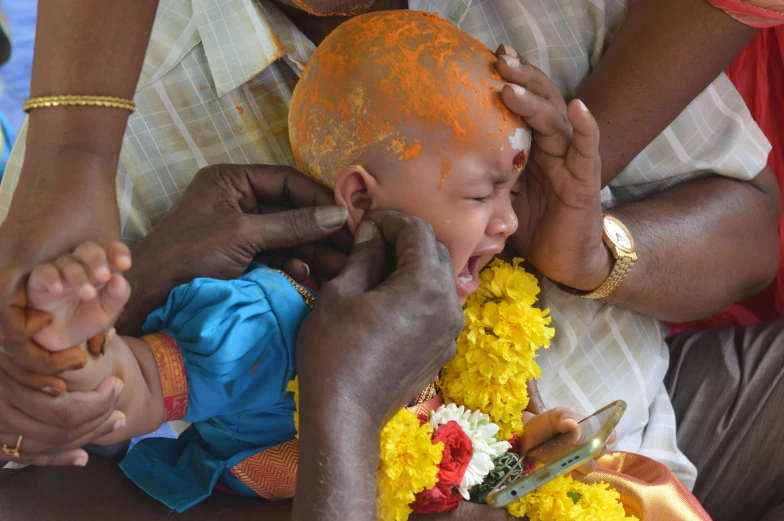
{"left": 22, "top": 106, "right": 130, "bottom": 183}
{"left": 559, "top": 243, "right": 614, "bottom": 292}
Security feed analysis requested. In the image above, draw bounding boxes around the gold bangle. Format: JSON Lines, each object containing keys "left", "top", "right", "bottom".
{"left": 23, "top": 95, "right": 135, "bottom": 113}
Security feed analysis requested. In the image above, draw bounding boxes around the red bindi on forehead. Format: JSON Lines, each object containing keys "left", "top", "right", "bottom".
{"left": 513, "top": 150, "right": 528, "bottom": 172}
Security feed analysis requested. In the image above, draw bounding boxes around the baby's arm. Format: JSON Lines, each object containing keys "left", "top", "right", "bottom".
{"left": 27, "top": 242, "right": 166, "bottom": 444}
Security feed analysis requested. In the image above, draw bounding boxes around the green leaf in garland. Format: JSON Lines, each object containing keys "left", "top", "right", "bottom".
{"left": 469, "top": 452, "right": 522, "bottom": 504}
{"left": 567, "top": 490, "right": 582, "bottom": 504}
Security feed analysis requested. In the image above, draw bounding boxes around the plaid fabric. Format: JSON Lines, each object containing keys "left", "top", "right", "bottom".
{"left": 707, "top": 0, "right": 784, "bottom": 28}
{"left": 0, "top": 0, "right": 771, "bottom": 488}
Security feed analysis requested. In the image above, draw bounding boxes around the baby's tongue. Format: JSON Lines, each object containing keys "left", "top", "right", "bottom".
{"left": 457, "top": 256, "right": 479, "bottom": 285}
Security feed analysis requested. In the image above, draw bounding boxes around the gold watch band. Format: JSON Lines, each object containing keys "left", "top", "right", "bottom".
{"left": 549, "top": 251, "right": 637, "bottom": 300}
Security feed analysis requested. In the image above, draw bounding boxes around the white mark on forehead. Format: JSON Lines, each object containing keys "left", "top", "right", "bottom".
{"left": 509, "top": 127, "right": 531, "bottom": 151}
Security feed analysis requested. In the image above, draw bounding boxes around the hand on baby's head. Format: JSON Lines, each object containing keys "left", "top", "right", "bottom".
{"left": 27, "top": 241, "right": 131, "bottom": 352}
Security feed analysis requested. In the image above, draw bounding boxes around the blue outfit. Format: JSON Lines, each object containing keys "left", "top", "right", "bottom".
{"left": 119, "top": 265, "right": 311, "bottom": 512}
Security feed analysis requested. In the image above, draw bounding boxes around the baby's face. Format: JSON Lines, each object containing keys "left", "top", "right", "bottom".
{"left": 361, "top": 130, "right": 526, "bottom": 302}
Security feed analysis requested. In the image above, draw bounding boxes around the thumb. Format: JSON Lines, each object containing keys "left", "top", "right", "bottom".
{"left": 244, "top": 206, "right": 348, "bottom": 251}
{"left": 331, "top": 221, "right": 388, "bottom": 294}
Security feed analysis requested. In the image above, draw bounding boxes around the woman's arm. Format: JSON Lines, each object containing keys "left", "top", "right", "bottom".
{"left": 0, "top": 1, "right": 161, "bottom": 384}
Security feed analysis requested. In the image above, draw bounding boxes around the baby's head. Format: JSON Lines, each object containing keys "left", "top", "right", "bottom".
{"left": 289, "top": 10, "right": 530, "bottom": 301}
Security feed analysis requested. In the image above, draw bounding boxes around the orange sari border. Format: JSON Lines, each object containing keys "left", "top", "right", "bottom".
{"left": 707, "top": 0, "right": 784, "bottom": 27}
{"left": 231, "top": 439, "right": 299, "bottom": 500}
{"left": 141, "top": 331, "right": 189, "bottom": 421}
{"left": 582, "top": 451, "right": 712, "bottom": 521}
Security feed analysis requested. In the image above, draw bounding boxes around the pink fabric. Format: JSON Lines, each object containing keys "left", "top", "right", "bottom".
{"left": 707, "top": 0, "right": 784, "bottom": 28}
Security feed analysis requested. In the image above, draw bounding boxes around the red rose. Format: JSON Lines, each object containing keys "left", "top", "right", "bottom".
{"left": 410, "top": 421, "right": 473, "bottom": 515}
{"left": 411, "top": 482, "right": 463, "bottom": 514}
{"left": 432, "top": 421, "right": 473, "bottom": 487}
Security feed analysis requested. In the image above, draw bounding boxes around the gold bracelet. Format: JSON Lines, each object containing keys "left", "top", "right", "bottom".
{"left": 23, "top": 95, "right": 136, "bottom": 113}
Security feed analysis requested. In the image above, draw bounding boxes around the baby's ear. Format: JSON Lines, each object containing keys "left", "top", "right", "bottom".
{"left": 333, "top": 165, "right": 381, "bottom": 233}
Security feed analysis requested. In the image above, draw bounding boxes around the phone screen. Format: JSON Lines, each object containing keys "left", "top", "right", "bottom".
{"left": 524, "top": 402, "right": 623, "bottom": 464}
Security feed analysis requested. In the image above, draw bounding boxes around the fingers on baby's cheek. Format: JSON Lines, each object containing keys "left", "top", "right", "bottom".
{"left": 74, "top": 241, "right": 111, "bottom": 284}
{"left": 30, "top": 264, "right": 63, "bottom": 294}
{"left": 107, "top": 242, "right": 132, "bottom": 272}
{"left": 55, "top": 255, "right": 95, "bottom": 300}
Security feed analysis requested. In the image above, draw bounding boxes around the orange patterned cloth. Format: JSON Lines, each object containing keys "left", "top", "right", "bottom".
{"left": 707, "top": 0, "right": 784, "bottom": 27}
{"left": 141, "top": 331, "right": 189, "bottom": 421}
{"left": 581, "top": 452, "right": 713, "bottom": 520}
{"left": 230, "top": 439, "right": 299, "bottom": 500}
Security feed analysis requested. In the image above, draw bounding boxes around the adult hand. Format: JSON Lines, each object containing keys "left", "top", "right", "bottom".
{"left": 495, "top": 45, "right": 610, "bottom": 292}
{"left": 293, "top": 211, "right": 465, "bottom": 521}
{"left": 115, "top": 163, "right": 351, "bottom": 335}
{"left": 296, "top": 210, "right": 465, "bottom": 425}
{"left": 0, "top": 150, "right": 124, "bottom": 385}
{"left": 0, "top": 362, "right": 124, "bottom": 467}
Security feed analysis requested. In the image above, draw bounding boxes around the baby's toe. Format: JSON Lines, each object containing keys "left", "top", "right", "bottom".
{"left": 55, "top": 254, "right": 96, "bottom": 301}
{"left": 99, "top": 274, "right": 131, "bottom": 318}
{"left": 28, "top": 263, "right": 64, "bottom": 300}
{"left": 73, "top": 241, "right": 111, "bottom": 284}
{"left": 107, "top": 242, "right": 132, "bottom": 272}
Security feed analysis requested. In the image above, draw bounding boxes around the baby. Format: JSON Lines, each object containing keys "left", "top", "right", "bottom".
{"left": 24, "top": 11, "right": 599, "bottom": 513}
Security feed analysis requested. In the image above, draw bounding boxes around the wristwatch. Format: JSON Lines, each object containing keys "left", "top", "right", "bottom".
{"left": 550, "top": 214, "right": 637, "bottom": 300}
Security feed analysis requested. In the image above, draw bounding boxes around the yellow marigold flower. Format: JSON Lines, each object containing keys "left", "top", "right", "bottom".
{"left": 287, "top": 377, "right": 300, "bottom": 438}
{"left": 506, "top": 474, "right": 638, "bottom": 521}
{"left": 441, "top": 258, "right": 555, "bottom": 440}
{"left": 377, "top": 409, "right": 443, "bottom": 521}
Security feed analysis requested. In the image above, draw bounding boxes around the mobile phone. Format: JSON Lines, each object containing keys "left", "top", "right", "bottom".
{"left": 486, "top": 400, "right": 626, "bottom": 508}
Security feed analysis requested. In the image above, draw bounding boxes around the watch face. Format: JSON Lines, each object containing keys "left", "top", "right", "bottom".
{"left": 604, "top": 216, "right": 634, "bottom": 251}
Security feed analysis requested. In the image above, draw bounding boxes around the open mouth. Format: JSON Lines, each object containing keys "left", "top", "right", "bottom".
{"left": 456, "top": 255, "right": 481, "bottom": 297}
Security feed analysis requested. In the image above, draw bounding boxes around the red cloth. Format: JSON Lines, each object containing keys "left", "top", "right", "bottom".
{"left": 667, "top": 27, "right": 784, "bottom": 335}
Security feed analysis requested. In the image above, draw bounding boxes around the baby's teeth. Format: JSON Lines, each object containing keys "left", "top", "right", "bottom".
{"left": 458, "top": 275, "right": 474, "bottom": 284}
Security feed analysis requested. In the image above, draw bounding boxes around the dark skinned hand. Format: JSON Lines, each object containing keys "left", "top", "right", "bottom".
{"left": 115, "top": 163, "right": 352, "bottom": 336}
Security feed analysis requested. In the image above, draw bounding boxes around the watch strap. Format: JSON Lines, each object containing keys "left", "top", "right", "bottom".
{"left": 549, "top": 251, "right": 637, "bottom": 300}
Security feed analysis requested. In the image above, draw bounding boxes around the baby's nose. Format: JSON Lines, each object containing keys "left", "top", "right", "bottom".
{"left": 487, "top": 206, "right": 519, "bottom": 237}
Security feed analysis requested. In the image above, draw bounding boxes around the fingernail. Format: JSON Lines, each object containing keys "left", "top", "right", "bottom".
{"left": 40, "top": 385, "right": 63, "bottom": 397}
{"left": 507, "top": 83, "right": 526, "bottom": 96}
{"left": 302, "top": 263, "right": 310, "bottom": 279}
{"left": 114, "top": 380, "right": 125, "bottom": 395}
{"left": 354, "top": 221, "right": 377, "bottom": 245}
{"left": 96, "top": 266, "right": 110, "bottom": 280}
{"left": 577, "top": 99, "right": 589, "bottom": 112}
{"left": 68, "top": 362, "right": 85, "bottom": 371}
{"left": 499, "top": 44, "right": 518, "bottom": 58}
{"left": 501, "top": 55, "right": 521, "bottom": 68}
{"left": 315, "top": 206, "right": 349, "bottom": 229}
{"left": 113, "top": 418, "right": 126, "bottom": 431}
{"left": 73, "top": 456, "right": 88, "bottom": 467}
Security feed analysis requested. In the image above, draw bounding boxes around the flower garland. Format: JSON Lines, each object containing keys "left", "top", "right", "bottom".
{"left": 290, "top": 258, "right": 637, "bottom": 521}
{"left": 441, "top": 258, "right": 555, "bottom": 440}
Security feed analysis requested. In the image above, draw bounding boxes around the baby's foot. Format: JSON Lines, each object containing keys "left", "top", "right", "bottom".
{"left": 27, "top": 241, "right": 132, "bottom": 352}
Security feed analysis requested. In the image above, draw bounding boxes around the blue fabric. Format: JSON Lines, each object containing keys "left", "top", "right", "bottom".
{"left": 127, "top": 422, "right": 177, "bottom": 452}
{"left": 119, "top": 265, "right": 312, "bottom": 512}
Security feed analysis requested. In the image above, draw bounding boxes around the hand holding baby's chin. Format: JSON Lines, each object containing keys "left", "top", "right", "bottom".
{"left": 26, "top": 241, "right": 131, "bottom": 353}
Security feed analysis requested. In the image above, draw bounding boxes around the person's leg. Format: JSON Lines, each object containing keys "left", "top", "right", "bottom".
{"left": 665, "top": 319, "right": 784, "bottom": 521}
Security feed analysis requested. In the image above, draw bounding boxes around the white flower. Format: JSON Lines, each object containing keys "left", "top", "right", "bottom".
{"left": 429, "top": 404, "right": 512, "bottom": 499}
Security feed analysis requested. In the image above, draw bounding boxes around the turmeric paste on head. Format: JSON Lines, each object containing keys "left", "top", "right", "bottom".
{"left": 289, "top": 10, "right": 525, "bottom": 186}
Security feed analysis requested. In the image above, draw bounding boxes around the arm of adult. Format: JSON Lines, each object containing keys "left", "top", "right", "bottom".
{"left": 497, "top": 0, "right": 758, "bottom": 188}
{"left": 0, "top": 0, "right": 160, "bottom": 379}
{"left": 292, "top": 211, "right": 465, "bottom": 521}
{"left": 497, "top": 51, "right": 781, "bottom": 323}
{"left": 115, "top": 163, "right": 351, "bottom": 336}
